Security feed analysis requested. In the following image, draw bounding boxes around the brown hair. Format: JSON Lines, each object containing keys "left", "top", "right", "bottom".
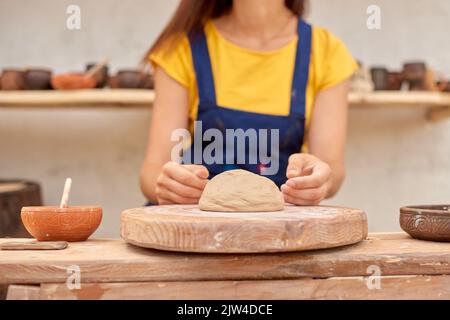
{"left": 144, "top": 0, "right": 307, "bottom": 61}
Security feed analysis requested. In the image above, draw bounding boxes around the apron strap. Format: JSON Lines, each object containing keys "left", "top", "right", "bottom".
{"left": 188, "top": 29, "right": 217, "bottom": 106}
{"left": 290, "top": 19, "right": 312, "bottom": 118}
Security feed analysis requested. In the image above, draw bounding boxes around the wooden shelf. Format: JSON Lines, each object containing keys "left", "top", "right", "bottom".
{"left": 349, "top": 91, "right": 450, "bottom": 108}
{"left": 0, "top": 89, "right": 155, "bottom": 107}
{"left": 0, "top": 89, "right": 449, "bottom": 120}
{"left": 349, "top": 91, "right": 450, "bottom": 121}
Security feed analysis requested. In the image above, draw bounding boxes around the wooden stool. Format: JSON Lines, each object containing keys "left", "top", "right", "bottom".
{"left": 0, "top": 180, "right": 42, "bottom": 238}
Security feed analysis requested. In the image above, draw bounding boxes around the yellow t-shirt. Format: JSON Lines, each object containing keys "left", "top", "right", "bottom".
{"left": 150, "top": 20, "right": 358, "bottom": 134}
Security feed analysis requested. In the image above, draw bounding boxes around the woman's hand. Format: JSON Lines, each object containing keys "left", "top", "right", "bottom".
{"left": 280, "top": 154, "right": 332, "bottom": 205}
{"left": 155, "top": 162, "right": 209, "bottom": 205}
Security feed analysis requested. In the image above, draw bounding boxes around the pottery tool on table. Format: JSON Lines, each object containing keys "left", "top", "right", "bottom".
{"left": 59, "top": 177, "right": 72, "bottom": 208}
{"left": 121, "top": 204, "right": 368, "bottom": 253}
{"left": 0, "top": 240, "right": 68, "bottom": 251}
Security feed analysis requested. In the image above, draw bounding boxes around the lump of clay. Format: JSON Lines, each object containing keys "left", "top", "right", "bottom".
{"left": 199, "top": 169, "right": 284, "bottom": 212}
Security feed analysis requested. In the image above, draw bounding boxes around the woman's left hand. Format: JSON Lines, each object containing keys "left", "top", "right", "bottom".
{"left": 280, "top": 153, "right": 332, "bottom": 205}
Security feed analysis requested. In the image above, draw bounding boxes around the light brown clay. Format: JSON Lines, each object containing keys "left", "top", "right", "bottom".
{"left": 21, "top": 206, "right": 102, "bottom": 242}
{"left": 199, "top": 169, "right": 284, "bottom": 212}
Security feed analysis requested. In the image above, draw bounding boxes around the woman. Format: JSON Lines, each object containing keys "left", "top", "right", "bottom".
{"left": 140, "top": 0, "right": 357, "bottom": 205}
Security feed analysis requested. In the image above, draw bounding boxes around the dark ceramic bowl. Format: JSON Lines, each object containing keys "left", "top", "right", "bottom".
{"left": 400, "top": 205, "right": 450, "bottom": 242}
{"left": 403, "top": 62, "right": 427, "bottom": 90}
{"left": 403, "top": 62, "right": 426, "bottom": 82}
{"left": 387, "top": 71, "right": 403, "bottom": 91}
{"left": 141, "top": 73, "right": 154, "bottom": 89}
{"left": 24, "top": 68, "right": 52, "bottom": 90}
{"left": 108, "top": 75, "right": 119, "bottom": 89}
{"left": 370, "top": 67, "right": 389, "bottom": 91}
{"left": 117, "top": 70, "right": 145, "bottom": 88}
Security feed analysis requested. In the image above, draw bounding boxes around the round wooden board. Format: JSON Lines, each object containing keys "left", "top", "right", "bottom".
{"left": 121, "top": 205, "right": 368, "bottom": 253}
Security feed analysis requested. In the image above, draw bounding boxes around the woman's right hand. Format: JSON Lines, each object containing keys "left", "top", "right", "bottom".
{"left": 155, "top": 162, "right": 209, "bottom": 204}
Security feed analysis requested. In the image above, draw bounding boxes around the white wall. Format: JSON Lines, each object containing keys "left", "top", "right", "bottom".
{"left": 1, "top": 0, "right": 449, "bottom": 237}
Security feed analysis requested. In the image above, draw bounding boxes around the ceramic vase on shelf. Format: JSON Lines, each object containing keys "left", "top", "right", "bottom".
{"left": 370, "top": 67, "right": 389, "bottom": 91}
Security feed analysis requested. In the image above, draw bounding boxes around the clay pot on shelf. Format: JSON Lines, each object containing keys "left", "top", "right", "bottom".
{"left": 21, "top": 206, "right": 102, "bottom": 242}
{"left": 51, "top": 73, "right": 97, "bottom": 90}
{"left": 24, "top": 68, "right": 52, "bottom": 90}
{"left": 108, "top": 75, "right": 120, "bottom": 88}
{"left": 387, "top": 71, "right": 403, "bottom": 91}
{"left": 86, "top": 63, "right": 109, "bottom": 88}
{"left": 443, "top": 81, "right": 450, "bottom": 92}
{"left": 1, "top": 69, "right": 26, "bottom": 90}
{"left": 116, "top": 69, "right": 145, "bottom": 88}
{"left": 141, "top": 73, "right": 154, "bottom": 89}
{"left": 370, "top": 67, "right": 389, "bottom": 91}
{"left": 403, "top": 62, "right": 427, "bottom": 90}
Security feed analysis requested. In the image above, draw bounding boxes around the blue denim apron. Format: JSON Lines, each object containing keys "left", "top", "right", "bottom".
{"left": 182, "top": 20, "right": 312, "bottom": 188}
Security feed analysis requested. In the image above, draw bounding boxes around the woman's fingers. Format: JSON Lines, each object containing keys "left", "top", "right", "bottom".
{"left": 163, "top": 162, "right": 208, "bottom": 190}
{"left": 285, "top": 162, "right": 331, "bottom": 189}
{"left": 156, "top": 174, "right": 203, "bottom": 198}
{"left": 282, "top": 193, "right": 321, "bottom": 206}
{"left": 183, "top": 164, "right": 210, "bottom": 179}
{"left": 156, "top": 162, "right": 210, "bottom": 204}
{"left": 286, "top": 154, "right": 308, "bottom": 178}
{"left": 156, "top": 188, "right": 199, "bottom": 205}
{"left": 280, "top": 184, "right": 327, "bottom": 203}
{"left": 282, "top": 156, "right": 331, "bottom": 205}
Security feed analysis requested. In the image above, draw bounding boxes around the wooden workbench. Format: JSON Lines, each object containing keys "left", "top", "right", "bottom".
{"left": 1, "top": 233, "right": 450, "bottom": 300}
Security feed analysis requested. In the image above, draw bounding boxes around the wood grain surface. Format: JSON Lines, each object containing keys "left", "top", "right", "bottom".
{"left": 2, "top": 233, "right": 450, "bottom": 284}
{"left": 38, "top": 275, "right": 450, "bottom": 300}
{"left": 6, "top": 285, "right": 40, "bottom": 300}
{"left": 120, "top": 205, "right": 368, "bottom": 253}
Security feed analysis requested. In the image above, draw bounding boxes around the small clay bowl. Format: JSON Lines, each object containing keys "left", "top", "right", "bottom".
{"left": 21, "top": 206, "right": 102, "bottom": 242}
{"left": 108, "top": 75, "right": 119, "bottom": 88}
{"left": 403, "top": 62, "right": 427, "bottom": 82}
{"left": 24, "top": 68, "right": 52, "bottom": 90}
{"left": 86, "top": 63, "right": 109, "bottom": 88}
{"left": 141, "top": 73, "right": 154, "bottom": 89}
{"left": 400, "top": 205, "right": 450, "bottom": 242}
{"left": 1, "top": 69, "right": 26, "bottom": 90}
{"left": 51, "top": 73, "right": 97, "bottom": 90}
{"left": 387, "top": 71, "right": 403, "bottom": 90}
{"left": 403, "top": 62, "right": 427, "bottom": 90}
{"left": 117, "top": 69, "right": 145, "bottom": 88}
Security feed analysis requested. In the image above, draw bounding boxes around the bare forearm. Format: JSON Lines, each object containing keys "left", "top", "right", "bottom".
{"left": 324, "top": 160, "right": 345, "bottom": 198}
